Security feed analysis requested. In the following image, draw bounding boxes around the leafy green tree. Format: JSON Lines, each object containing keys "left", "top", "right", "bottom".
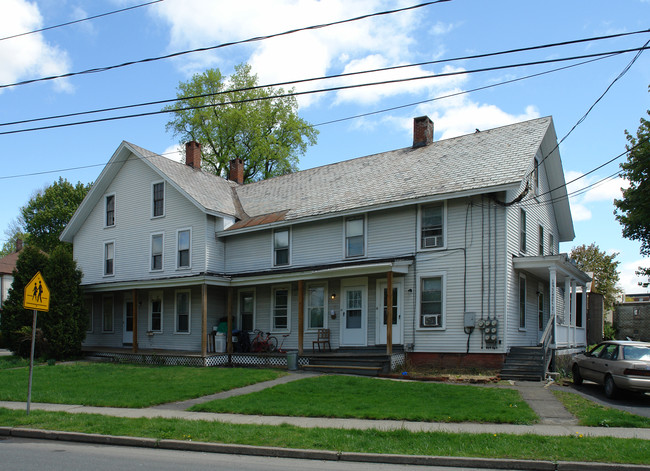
{"left": 164, "top": 63, "right": 318, "bottom": 183}
{"left": 570, "top": 243, "right": 621, "bottom": 311}
{"left": 1, "top": 245, "right": 86, "bottom": 359}
{"left": 614, "top": 103, "right": 650, "bottom": 281}
{"left": 20, "top": 177, "right": 91, "bottom": 253}
{"left": 0, "top": 217, "right": 27, "bottom": 257}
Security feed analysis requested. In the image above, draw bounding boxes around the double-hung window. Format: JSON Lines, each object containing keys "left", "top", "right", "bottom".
{"left": 272, "top": 286, "right": 290, "bottom": 331}
{"left": 549, "top": 233, "right": 555, "bottom": 255}
{"left": 105, "top": 194, "right": 115, "bottom": 227}
{"left": 175, "top": 290, "right": 190, "bottom": 333}
{"left": 177, "top": 229, "right": 191, "bottom": 269}
{"left": 102, "top": 295, "right": 114, "bottom": 332}
{"left": 152, "top": 182, "right": 165, "bottom": 218}
{"left": 420, "top": 204, "right": 444, "bottom": 249}
{"left": 345, "top": 217, "right": 365, "bottom": 257}
{"left": 149, "top": 291, "right": 163, "bottom": 332}
{"left": 533, "top": 157, "right": 540, "bottom": 195}
{"left": 104, "top": 241, "right": 114, "bottom": 276}
{"left": 273, "top": 229, "right": 290, "bottom": 266}
{"left": 538, "top": 225, "right": 544, "bottom": 256}
{"left": 151, "top": 233, "right": 163, "bottom": 271}
{"left": 306, "top": 284, "right": 326, "bottom": 330}
{"left": 420, "top": 276, "right": 443, "bottom": 328}
{"left": 519, "top": 209, "right": 527, "bottom": 253}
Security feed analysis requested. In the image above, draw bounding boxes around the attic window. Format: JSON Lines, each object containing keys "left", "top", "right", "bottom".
{"left": 152, "top": 182, "right": 165, "bottom": 218}
{"left": 105, "top": 194, "right": 115, "bottom": 227}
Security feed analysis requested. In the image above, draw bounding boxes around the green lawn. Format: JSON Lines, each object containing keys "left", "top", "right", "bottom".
{"left": 191, "top": 375, "right": 539, "bottom": 424}
{"left": 554, "top": 390, "right": 650, "bottom": 428}
{"left": 1, "top": 408, "right": 648, "bottom": 464}
{"left": 0, "top": 363, "right": 285, "bottom": 407}
{"left": 0, "top": 356, "right": 29, "bottom": 370}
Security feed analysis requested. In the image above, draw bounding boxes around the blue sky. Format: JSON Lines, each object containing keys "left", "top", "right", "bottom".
{"left": 1, "top": 0, "right": 649, "bottom": 293}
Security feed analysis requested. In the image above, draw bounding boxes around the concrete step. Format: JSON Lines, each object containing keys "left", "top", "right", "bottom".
{"left": 302, "top": 364, "right": 383, "bottom": 376}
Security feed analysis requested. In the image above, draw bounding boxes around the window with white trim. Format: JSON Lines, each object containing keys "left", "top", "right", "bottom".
{"left": 420, "top": 276, "right": 444, "bottom": 328}
{"left": 152, "top": 182, "right": 165, "bottom": 218}
{"left": 175, "top": 290, "right": 190, "bottom": 333}
{"left": 104, "top": 241, "right": 114, "bottom": 276}
{"left": 149, "top": 291, "right": 163, "bottom": 332}
{"left": 538, "top": 225, "right": 544, "bottom": 256}
{"left": 272, "top": 286, "right": 290, "bottom": 331}
{"left": 549, "top": 233, "right": 555, "bottom": 255}
{"left": 105, "top": 194, "right": 115, "bottom": 227}
{"left": 345, "top": 216, "right": 365, "bottom": 257}
{"left": 102, "top": 295, "right": 114, "bottom": 332}
{"left": 519, "top": 275, "right": 527, "bottom": 329}
{"left": 306, "top": 283, "right": 326, "bottom": 330}
{"left": 273, "top": 229, "right": 290, "bottom": 266}
{"left": 85, "top": 296, "right": 93, "bottom": 333}
{"left": 420, "top": 203, "right": 444, "bottom": 249}
{"left": 177, "top": 229, "right": 191, "bottom": 268}
{"left": 533, "top": 157, "right": 540, "bottom": 195}
{"left": 519, "top": 209, "right": 527, "bottom": 253}
{"left": 239, "top": 290, "right": 255, "bottom": 331}
{"left": 151, "top": 233, "right": 163, "bottom": 271}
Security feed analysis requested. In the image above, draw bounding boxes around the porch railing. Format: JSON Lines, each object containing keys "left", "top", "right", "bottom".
{"left": 538, "top": 315, "right": 555, "bottom": 378}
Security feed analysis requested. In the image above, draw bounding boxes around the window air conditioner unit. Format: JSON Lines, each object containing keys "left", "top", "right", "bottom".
{"left": 422, "top": 314, "right": 441, "bottom": 327}
{"left": 423, "top": 236, "right": 442, "bottom": 248}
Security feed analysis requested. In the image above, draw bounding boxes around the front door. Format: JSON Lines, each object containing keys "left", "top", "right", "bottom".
{"left": 377, "top": 280, "right": 402, "bottom": 345}
{"left": 340, "top": 282, "right": 367, "bottom": 346}
{"left": 537, "top": 285, "right": 544, "bottom": 343}
{"left": 123, "top": 300, "right": 134, "bottom": 344}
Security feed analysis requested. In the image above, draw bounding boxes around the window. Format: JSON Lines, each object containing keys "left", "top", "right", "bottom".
{"left": 175, "top": 290, "right": 190, "bottom": 333}
{"left": 420, "top": 276, "right": 443, "bottom": 328}
{"left": 177, "top": 229, "right": 191, "bottom": 268}
{"left": 152, "top": 182, "right": 165, "bottom": 218}
{"left": 85, "top": 296, "right": 93, "bottom": 333}
{"left": 273, "top": 229, "right": 290, "bottom": 266}
{"left": 239, "top": 290, "right": 255, "bottom": 331}
{"left": 538, "top": 225, "right": 544, "bottom": 256}
{"left": 105, "top": 194, "right": 115, "bottom": 227}
{"left": 102, "top": 295, "right": 114, "bottom": 332}
{"left": 272, "top": 286, "right": 290, "bottom": 331}
{"left": 149, "top": 291, "right": 163, "bottom": 332}
{"left": 306, "top": 284, "right": 326, "bottom": 330}
{"left": 533, "top": 157, "right": 540, "bottom": 194}
{"left": 519, "top": 209, "right": 527, "bottom": 253}
{"left": 549, "top": 233, "right": 555, "bottom": 255}
{"left": 151, "top": 233, "right": 163, "bottom": 271}
{"left": 104, "top": 241, "right": 114, "bottom": 276}
{"left": 519, "top": 275, "right": 527, "bottom": 329}
{"left": 420, "top": 204, "right": 444, "bottom": 249}
{"left": 345, "top": 217, "right": 365, "bottom": 257}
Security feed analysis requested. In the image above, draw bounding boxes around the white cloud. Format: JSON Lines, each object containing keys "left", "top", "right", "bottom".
{"left": 0, "top": 0, "right": 72, "bottom": 92}
{"left": 618, "top": 258, "right": 650, "bottom": 294}
{"left": 161, "top": 143, "right": 183, "bottom": 163}
{"left": 562, "top": 171, "right": 629, "bottom": 222}
{"left": 430, "top": 21, "right": 456, "bottom": 36}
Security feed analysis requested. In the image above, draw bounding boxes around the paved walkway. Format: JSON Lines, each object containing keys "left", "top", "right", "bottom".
{"left": 2, "top": 373, "right": 649, "bottom": 440}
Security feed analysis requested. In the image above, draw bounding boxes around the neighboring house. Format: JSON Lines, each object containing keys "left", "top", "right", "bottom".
{"left": 0, "top": 239, "right": 23, "bottom": 318}
{"left": 615, "top": 296, "right": 650, "bottom": 341}
{"left": 60, "top": 116, "right": 590, "bottom": 371}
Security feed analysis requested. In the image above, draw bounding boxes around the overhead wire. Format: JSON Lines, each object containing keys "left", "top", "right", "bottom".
{"left": 0, "top": 0, "right": 164, "bottom": 42}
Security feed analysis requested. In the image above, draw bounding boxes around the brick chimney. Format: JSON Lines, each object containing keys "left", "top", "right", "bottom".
{"left": 413, "top": 116, "right": 434, "bottom": 148}
{"left": 229, "top": 158, "right": 244, "bottom": 184}
{"left": 185, "top": 141, "right": 201, "bottom": 169}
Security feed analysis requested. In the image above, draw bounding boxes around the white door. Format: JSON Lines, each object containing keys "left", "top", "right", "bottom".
{"left": 123, "top": 299, "right": 134, "bottom": 344}
{"left": 340, "top": 282, "right": 367, "bottom": 346}
{"left": 377, "top": 280, "right": 402, "bottom": 345}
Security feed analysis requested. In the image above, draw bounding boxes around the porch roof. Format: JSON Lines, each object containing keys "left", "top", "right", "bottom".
{"left": 513, "top": 254, "right": 591, "bottom": 285}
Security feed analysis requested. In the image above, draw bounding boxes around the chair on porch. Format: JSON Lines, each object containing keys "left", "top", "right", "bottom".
{"left": 312, "top": 328, "right": 331, "bottom": 352}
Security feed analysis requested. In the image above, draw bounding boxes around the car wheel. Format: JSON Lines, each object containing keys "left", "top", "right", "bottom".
{"left": 572, "top": 364, "right": 583, "bottom": 385}
{"left": 604, "top": 375, "right": 618, "bottom": 399}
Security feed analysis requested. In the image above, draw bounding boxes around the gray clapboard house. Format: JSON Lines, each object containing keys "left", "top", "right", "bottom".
{"left": 60, "top": 116, "right": 590, "bottom": 376}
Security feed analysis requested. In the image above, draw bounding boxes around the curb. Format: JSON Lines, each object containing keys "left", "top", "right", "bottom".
{"left": 2, "top": 427, "right": 649, "bottom": 471}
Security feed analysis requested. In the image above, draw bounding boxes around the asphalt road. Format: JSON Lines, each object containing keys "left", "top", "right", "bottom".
{"left": 0, "top": 437, "right": 510, "bottom": 471}
{"left": 565, "top": 381, "right": 650, "bottom": 418}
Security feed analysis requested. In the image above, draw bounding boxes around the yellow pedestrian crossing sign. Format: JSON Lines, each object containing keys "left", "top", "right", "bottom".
{"left": 23, "top": 271, "right": 50, "bottom": 312}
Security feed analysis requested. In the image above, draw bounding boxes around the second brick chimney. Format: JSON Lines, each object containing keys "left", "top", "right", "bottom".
{"left": 229, "top": 158, "right": 244, "bottom": 184}
{"left": 185, "top": 141, "right": 201, "bottom": 169}
{"left": 413, "top": 116, "right": 434, "bottom": 148}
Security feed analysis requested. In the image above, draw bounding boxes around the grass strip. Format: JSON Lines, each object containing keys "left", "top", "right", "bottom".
{"left": 553, "top": 390, "right": 650, "bottom": 428}
{"left": 191, "top": 375, "right": 539, "bottom": 424}
{"left": 0, "top": 408, "right": 648, "bottom": 464}
{"left": 0, "top": 363, "right": 285, "bottom": 407}
{"left": 0, "top": 356, "right": 30, "bottom": 370}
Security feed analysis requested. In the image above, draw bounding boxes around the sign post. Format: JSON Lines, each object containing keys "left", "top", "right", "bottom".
{"left": 23, "top": 271, "right": 50, "bottom": 415}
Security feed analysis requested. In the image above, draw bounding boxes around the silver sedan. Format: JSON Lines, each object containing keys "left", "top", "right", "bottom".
{"left": 572, "top": 340, "right": 650, "bottom": 398}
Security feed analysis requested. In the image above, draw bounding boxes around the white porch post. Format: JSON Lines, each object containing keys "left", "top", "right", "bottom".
{"left": 549, "top": 267, "right": 557, "bottom": 345}
{"left": 571, "top": 280, "right": 577, "bottom": 346}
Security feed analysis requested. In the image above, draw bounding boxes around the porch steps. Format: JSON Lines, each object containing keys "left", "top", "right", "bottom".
{"left": 500, "top": 346, "right": 545, "bottom": 381}
{"left": 304, "top": 353, "right": 391, "bottom": 376}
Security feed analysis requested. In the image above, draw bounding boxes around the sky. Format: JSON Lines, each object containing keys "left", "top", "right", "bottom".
{"left": 0, "top": 0, "right": 649, "bottom": 294}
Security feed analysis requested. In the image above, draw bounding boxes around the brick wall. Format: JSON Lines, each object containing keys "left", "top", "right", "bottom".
{"left": 614, "top": 302, "right": 650, "bottom": 341}
{"left": 407, "top": 352, "right": 506, "bottom": 370}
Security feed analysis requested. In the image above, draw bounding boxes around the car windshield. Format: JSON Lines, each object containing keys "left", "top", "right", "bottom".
{"left": 623, "top": 346, "right": 650, "bottom": 361}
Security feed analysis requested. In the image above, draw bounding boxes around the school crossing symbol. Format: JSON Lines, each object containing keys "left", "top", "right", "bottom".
{"left": 23, "top": 272, "right": 50, "bottom": 312}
